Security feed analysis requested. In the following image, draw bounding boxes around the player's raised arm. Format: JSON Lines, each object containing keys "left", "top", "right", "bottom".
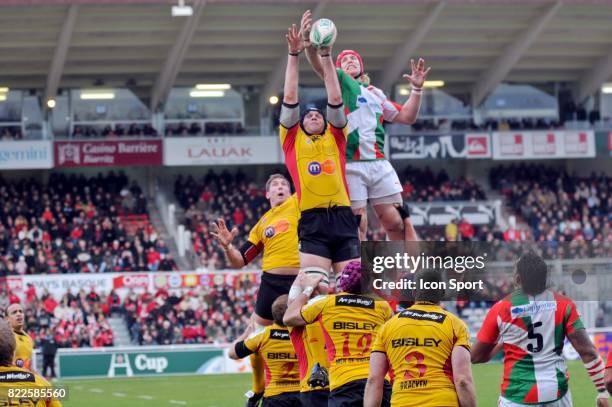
{"left": 283, "top": 24, "right": 301, "bottom": 107}
{"left": 301, "top": 10, "right": 325, "bottom": 80}
{"left": 392, "top": 58, "right": 430, "bottom": 125}
{"left": 211, "top": 218, "right": 245, "bottom": 268}
{"left": 319, "top": 44, "right": 346, "bottom": 130}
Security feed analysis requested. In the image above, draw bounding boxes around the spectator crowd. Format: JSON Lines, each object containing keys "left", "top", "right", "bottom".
{"left": 0, "top": 172, "right": 177, "bottom": 275}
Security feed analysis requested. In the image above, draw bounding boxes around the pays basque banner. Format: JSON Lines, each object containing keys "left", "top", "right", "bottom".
{"left": 8, "top": 271, "right": 260, "bottom": 301}
{"left": 54, "top": 140, "right": 162, "bottom": 167}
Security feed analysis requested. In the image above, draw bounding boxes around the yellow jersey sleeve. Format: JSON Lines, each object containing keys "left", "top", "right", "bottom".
{"left": 452, "top": 317, "right": 471, "bottom": 350}
{"left": 371, "top": 318, "right": 390, "bottom": 354}
{"left": 247, "top": 217, "right": 263, "bottom": 247}
{"left": 280, "top": 124, "right": 299, "bottom": 153}
{"left": 244, "top": 329, "right": 266, "bottom": 354}
{"left": 300, "top": 295, "right": 329, "bottom": 324}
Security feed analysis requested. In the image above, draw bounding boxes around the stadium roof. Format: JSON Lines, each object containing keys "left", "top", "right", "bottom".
{"left": 1, "top": 0, "right": 612, "bottom": 108}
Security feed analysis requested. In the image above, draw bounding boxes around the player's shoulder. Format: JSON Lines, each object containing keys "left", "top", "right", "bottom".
{"left": 550, "top": 290, "right": 576, "bottom": 306}
{"left": 267, "top": 325, "right": 291, "bottom": 341}
{"left": 306, "top": 294, "right": 329, "bottom": 308}
{"left": 0, "top": 366, "right": 44, "bottom": 385}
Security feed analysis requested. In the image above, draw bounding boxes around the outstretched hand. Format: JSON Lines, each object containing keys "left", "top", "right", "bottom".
{"left": 300, "top": 9, "right": 313, "bottom": 43}
{"left": 286, "top": 24, "right": 304, "bottom": 54}
{"left": 210, "top": 218, "right": 238, "bottom": 249}
{"left": 402, "top": 58, "right": 431, "bottom": 89}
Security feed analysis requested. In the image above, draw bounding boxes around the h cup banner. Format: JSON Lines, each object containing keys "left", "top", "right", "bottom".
{"left": 58, "top": 348, "right": 223, "bottom": 378}
{"left": 360, "top": 241, "right": 611, "bottom": 303}
{"left": 0, "top": 140, "right": 53, "bottom": 169}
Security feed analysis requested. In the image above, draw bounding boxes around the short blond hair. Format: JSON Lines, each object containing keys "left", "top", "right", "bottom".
{"left": 0, "top": 320, "right": 16, "bottom": 366}
{"left": 265, "top": 174, "right": 289, "bottom": 192}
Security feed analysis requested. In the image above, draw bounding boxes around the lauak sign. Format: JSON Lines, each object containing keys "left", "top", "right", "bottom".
{"left": 54, "top": 140, "right": 162, "bottom": 167}
{"left": 164, "top": 136, "right": 281, "bottom": 165}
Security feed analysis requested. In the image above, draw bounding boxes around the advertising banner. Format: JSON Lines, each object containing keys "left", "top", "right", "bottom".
{"left": 389, "top": 134, "right": 466, "bottom": 159}
{"left": 58, "top": 347, "right": 223, "bottom": 378}
{"left": 491, "top": 130, "right": 595, "bottom": 160}
{"left": 0, "top": 140, "right": 53, "bottom": 169}
{"left": 9, "top": 271, "right": 260, "bottom": 301}
{"left": 464, "top": 133, "right": 492, "bottom": 158}
{"left": 54, "top": 140, "right": 162, "bottom": 167}
{"left": 389, "top": 134, "right": 491, "bottom": 159}
{"left": 409, "top": 201, "right": 500, "bottom": 226}
{"left": 164, "top": 136, "right": 281, "bottom": 166}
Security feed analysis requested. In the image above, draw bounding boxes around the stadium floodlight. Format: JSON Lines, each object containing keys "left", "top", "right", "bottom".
{"left": 602, "top": 84, "right": 612, "bottom": 94}
{"left": 195, "top": 84, "right": 231, "bottom": 90}
{"left": 80, "top": 91, "right": 115, "bottom": 100}
{"left": 172, "top": 0, "right": 193, "bottom": 17}
{"left": 46, "top": 99, "right": 56, "bottom": 109}
{"left": 0, "top": 87, "right": 8, "bottom": 93}
{"left": 190, "top": 90, "right": 225, "bottom": 98}
{"left": 269, "top": 96, "right": 279, "bottom": 105}
{"left": 0, "top": 95, "right": 6, "bottom": 102}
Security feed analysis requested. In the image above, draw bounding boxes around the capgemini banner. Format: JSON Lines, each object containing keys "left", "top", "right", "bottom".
{"left": 0, "top": 140, "right": 53, "bottom": 169}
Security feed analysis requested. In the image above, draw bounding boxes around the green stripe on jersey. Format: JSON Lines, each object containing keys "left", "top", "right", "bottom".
{"left": 506, "top": 354, "right": 538, "bottom": 403}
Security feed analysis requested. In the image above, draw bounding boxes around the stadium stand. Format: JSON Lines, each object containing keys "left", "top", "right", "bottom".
{"left": 0, "top": 126, "right": 22, "bottom": 140}
{"left": 124, "top": 279, "right": 256, "bottom": 345}
{"left": 0, "top": 285, "right": 115, "bottom": 349}
{"left": 0, "top": 173, "right": 176, "bottom": 275}
{"left": 165, "top": 121, "right": 245, "bottom": 137}
{"left": 71, "top": 123, "right": 158, "bottom": 138}
{"left": 491, "top": 164, "right": 611, "bottom": 253}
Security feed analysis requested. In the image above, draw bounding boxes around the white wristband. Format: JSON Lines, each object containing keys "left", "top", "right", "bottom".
{"left": 288, "top": 285, "right": 301, "bottom": 301}
{"left": 302, "top": 286, "right": 314, "bottom": 298}
{"left": 596, "top": 390, "right": 610, "bottom": 400}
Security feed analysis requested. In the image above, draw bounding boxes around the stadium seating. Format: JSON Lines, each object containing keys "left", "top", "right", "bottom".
{"left": 6, "top": 285, "right": 115, "bottom": 349}
{"left": 0, "top": 126, "right": 22, "bottom": 140}
{"left": 124, "top": 279, "right": 256, "bottom": 345}
{"left": 71, "top": 123, "right": 158, "bottom": 138}
{"left": 491, "top": 164, "right": 611, "bottom": 256}
{"left": 0, "top": 172, "right": 176, "bottom": 275}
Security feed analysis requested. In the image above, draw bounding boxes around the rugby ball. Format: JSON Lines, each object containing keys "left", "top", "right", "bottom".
{"left": 310, "top": 18, "right": 337, "bottom": 49}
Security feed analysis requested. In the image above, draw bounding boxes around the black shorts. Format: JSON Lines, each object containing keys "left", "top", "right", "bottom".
{"left": 255, "top": 273, "right": 296, "bottom": 321}
{"left": 262, "top": 391, "right": 301, "bottom": 406}
{"left": 300, "top": 389, "right": 329, "bottom": 406}
{"left": 328, "top": 379, "right": 391, "bottom": 407}
{"left": 298, "top": 207, "right": 360, "bottom": 263}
